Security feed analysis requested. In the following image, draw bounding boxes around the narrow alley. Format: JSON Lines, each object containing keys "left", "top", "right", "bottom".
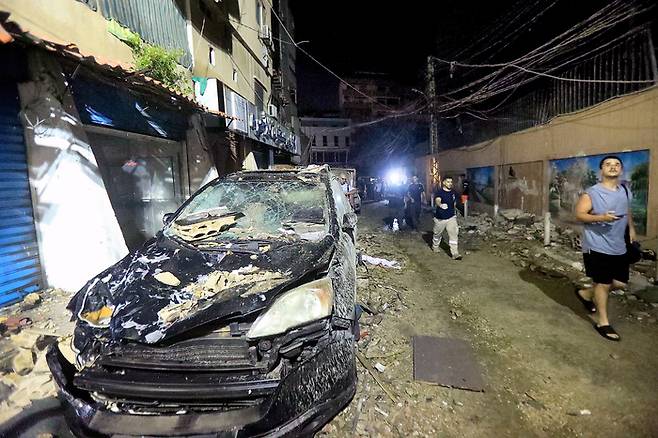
{"left": 1, "top": 1, "right": 658, "bottom": 437}
{"left": 2, "top": 199, "right": 657, "bottom": 437}
{"left": 322, "top": 201, "right": 658, "bottom": 437}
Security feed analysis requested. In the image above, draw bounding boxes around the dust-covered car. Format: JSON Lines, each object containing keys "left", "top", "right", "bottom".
{"left": 47, "top": 166, "right": 358, "bottom": 437}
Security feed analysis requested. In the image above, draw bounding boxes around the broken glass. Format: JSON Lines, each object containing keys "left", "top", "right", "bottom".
{"left": 165, "top": 180, "right": 329, "bottom": 242}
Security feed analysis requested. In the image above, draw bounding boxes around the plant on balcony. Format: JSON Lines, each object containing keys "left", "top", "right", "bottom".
{"left": 107, "top": 20, "right": 192, "bottom": 96}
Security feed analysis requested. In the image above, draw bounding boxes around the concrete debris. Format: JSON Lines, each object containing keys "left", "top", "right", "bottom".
{"left": 171, "top": 213, "right": 243, "bottom": 242}
{"left": 567, "top": 409, "right": 592, "bottom": 416}
{"left": 0, "top": 381, "right": 13, "bottom": 400}
{"left": 154, "top": 271, "right": 181, "bottom": 286}
{"left": 361, "top": 254, "right": 401, "bottom": 269}
{"left": 158, "top": 266, "right": 288, "bottom": 324}
{"left": 11, "top": 348, "right": 34, "bottom": 375}
{"left": 374, "top": 362, "right": 387, "bottom": 372}
{"left": 499, "top": 208, "right": 534, "bottom": 225}
{"left": 20, "top": 292, "right": 42, "bottom": 310}
{"left": 635, "top": 286, "right": 658, "bottom": 303}
{"left": 0, "top": 288, "right": 74, "bottom": 423}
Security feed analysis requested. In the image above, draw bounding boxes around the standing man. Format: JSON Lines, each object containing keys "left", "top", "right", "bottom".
{"left": 432, "top": 176, "right": 462, "bottom": 260}
{"left": 575, "top": 155, "right": 636, "bottom": 341}
{"left": 406, "top": 175, "right": 426, "bottom": 230}
{"left": 340, "top": 173, "right": 357, "bottom": 208}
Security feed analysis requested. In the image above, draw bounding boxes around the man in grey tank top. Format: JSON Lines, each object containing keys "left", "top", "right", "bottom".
{"left": 574, "top": 155, "right": 637, "bottom": 341}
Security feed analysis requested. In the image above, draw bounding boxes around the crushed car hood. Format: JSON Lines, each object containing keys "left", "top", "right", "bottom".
{"left": 69, "top": 234, "right": 335, "bottom": 344}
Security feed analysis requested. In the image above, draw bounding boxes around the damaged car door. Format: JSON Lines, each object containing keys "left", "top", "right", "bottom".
{"left": 47, "top": 168, "right": 358, "bottom": 437}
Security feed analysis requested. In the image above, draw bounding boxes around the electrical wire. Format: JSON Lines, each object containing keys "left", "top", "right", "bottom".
{"left": 428, "top": 2, "right": 654, "bottom": 116}
{"left": 435, "top": 0, "right": 649, "bottom": 99}
{"left": 433, "top": 57, "right": 656, "bottom": 84}
{"left": 262, "top": 0, "right": 393, "bottom": 111}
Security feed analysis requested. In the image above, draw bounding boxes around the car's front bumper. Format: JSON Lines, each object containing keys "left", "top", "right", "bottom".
{"left": 47, "top": 332, "right": 356, "bottom": 437}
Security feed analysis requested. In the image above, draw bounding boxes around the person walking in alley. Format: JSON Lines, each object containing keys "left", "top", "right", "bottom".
{"left": 432, "top": 176, "right": 462, "bottom": 260}
{"left": 340, "top": 173, "right": 357, "bottom": 208}
{"left": 575, "top": 155, "right": 636, "bottom": 341}
{"left": 406, "top": 175, "right": 426, "bottom": 230}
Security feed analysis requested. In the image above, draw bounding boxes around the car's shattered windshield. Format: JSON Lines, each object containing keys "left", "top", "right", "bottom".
{"left": 164, "top": 179, "right": 329, "bottom": 243}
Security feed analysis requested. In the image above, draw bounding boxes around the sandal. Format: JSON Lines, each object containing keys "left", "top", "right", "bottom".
{"left": 574, "top": 288, "right": 596, "bottom": 313}
{"left": 595, "top": 324, "right": 620, "bottom": 341}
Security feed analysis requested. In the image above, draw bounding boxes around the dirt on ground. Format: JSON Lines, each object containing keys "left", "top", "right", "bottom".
{"left": 320, "top": 201, "right": 658, "bottom": 438}
{"left": 1, "top": 201, "right": 657, "bottom": 437}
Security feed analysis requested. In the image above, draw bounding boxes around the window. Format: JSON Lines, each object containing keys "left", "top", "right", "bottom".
{"left": 312, "top": 136, "right": 316, "bottom": 146}
{"left": 290, "top": 88, "right": 297, "bottom": 104}
{"left": 256, "top": 0, "right": 264, "bottom": 26}
{"left": 345, "top": 136, "right": 350, "bottom": 147}
{"left": 209, "top": 47, "right": 215, "bottom": 66}
{"left": 334, "top": 136, "right": 339, "bottom": 147}
{"left": 223, "top": 86, "right": 248, "bottom": 133}
{"left": 254, "top": 80, "right": 266, "bottom": 116}
{"left": 322, "top": 136, "right": 327, "bottom": 146}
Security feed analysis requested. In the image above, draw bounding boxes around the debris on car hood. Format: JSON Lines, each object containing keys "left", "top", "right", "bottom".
{"left": 68, "top": 233, "right": 335, "bottom": 355}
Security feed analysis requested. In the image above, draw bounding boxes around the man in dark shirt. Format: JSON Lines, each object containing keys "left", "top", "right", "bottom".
{"left": 432, "top": 176, "right": 462, "bottom": 260}
{"left": 406, "top": 175, "right": 425, "bottom": 230}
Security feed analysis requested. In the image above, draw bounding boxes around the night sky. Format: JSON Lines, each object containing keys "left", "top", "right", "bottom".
{"left": 291, "top": 0, "right": 656, "bottom": 114}
{"left": 292, "top": 0, "right": 519, "bottom": 112}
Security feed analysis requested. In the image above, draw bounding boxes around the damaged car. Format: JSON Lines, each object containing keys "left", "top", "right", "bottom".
{"left": 47, "top": 166, "right": 359, "bottom": 437}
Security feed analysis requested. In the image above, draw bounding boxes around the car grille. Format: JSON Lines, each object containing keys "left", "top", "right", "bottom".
{"left": 74, "top": 334, "right": 278, "bottom": 405}
{"left": 74, "top": 367, "right": 279, "bottom": 401}
{"left": 98, "top": 336, "right": 264, "bottom": 372}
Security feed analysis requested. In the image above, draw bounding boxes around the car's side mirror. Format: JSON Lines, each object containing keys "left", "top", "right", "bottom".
{"left": 342, "top": 212, "right": 358, "bottom": 230}
{"left": 163, "top": 212, "right": 175, "bottom": 225}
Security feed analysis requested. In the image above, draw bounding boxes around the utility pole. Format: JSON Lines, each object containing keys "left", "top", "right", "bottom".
{"left": 426, "top": 56, "right": 438, "bottom": 155}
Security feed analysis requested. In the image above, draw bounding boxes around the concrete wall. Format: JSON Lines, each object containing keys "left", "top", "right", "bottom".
{"left": 417, "top": 86, "right": 658, "bottom": 239}
{"left": 1, "top": 0, "right": 134, "bottom": 67}
{"left": 18, "top": 51, "right": 128, "bottom": 292}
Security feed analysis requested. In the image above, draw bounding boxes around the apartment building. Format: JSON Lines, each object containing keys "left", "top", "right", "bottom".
{"left": 300, "top": 117, "right": 352, "bottom": 166}
{"left": 0, "top": 0, "right": 300, "bottom": 305}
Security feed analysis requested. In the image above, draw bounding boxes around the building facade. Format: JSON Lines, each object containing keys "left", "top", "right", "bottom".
{"left": 0, "top": 0, "right": 301, "bottom": 306}
{"left": 338, "top": 72, "right": 408, "bottom": 121}
{"left": 184, "top": 0, "right": 301, "bottom": 170}
{"left": 300, "top": 117, "right": 352, "bottom": 167}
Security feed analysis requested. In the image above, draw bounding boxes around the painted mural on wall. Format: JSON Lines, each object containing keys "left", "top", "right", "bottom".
{"left": 466, "top": 166, "right": 495, "bottom": 205}
{"left": 549, "top": 150, "right": 650, "bottom": 235}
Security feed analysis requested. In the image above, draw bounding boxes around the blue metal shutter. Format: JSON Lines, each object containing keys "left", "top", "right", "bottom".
{"left": 0, "top": 84, "right": 42, "bottom": 307}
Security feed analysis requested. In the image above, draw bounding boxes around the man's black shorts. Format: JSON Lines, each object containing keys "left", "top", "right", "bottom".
{"left": 583, "top": 250, "right": 629, "bottom": 284}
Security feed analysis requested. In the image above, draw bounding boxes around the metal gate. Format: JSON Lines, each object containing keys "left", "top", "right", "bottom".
{"left": 0, "top": 83, "right": 42, "bottom": 307}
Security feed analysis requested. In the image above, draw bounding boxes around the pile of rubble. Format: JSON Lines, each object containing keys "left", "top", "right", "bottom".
{"left": 463, "top": 209, "right": 658, "bottom": 310}
{"left": 0, "top": 288, "right": 75, "bottom": 423}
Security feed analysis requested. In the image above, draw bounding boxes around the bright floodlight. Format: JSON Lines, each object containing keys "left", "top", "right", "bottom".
{"left": 386, "top": 169, "right": 403, "bottom": 185}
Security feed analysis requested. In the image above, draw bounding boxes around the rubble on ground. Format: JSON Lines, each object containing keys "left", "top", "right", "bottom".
{"left": 321, "top": 208, "right": 657, "bottom": 437}
{"left": 0, "top": 288, "right": 75, "bottom": 423}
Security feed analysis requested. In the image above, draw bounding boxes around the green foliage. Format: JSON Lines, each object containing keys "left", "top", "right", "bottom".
{"left": 630, "top": 162, "right": 648, "bottom": 194}
{"left": 134, "top": 45, "right": 190, "bottom": 95}
{"left": 584, "top": 169, "right": 598, "bottom": 188}
{"left": 107, "top": 20, "right": 191, "bottom": 96}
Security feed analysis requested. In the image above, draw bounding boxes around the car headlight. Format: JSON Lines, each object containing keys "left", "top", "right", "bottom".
{"left": 246, "top": 278, "right": 333, "bottom": 339}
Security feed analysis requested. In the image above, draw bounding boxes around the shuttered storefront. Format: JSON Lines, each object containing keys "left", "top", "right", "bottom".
{"left": 0, "top": 83, "right": 42, "bottom": 307}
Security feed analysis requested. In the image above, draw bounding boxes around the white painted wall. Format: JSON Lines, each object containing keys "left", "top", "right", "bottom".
{"left": 18, "top": 52, "right": 128, "bottom": 292}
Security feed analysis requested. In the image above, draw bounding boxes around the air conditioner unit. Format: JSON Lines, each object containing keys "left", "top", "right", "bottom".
{"left": 259, "top": 25, "right": 273, "bottom": 47}
{"left": 267, "top": 104, "right": 278, "bottom": 118}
